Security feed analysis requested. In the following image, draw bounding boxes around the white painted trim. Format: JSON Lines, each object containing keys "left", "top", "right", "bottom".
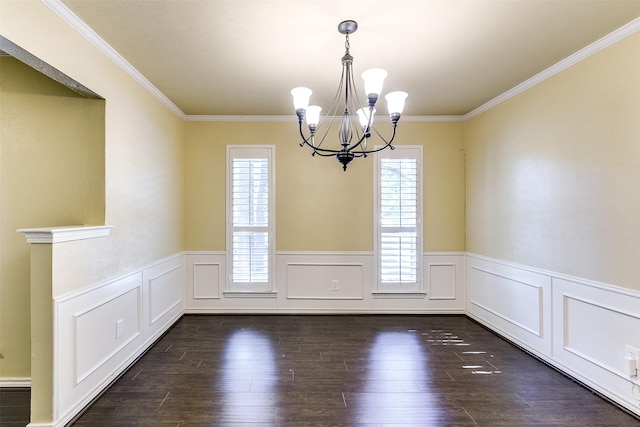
{"left": 25, "top": 249, "right": 640, "bottom": 424}
{"left": 17, "top": 225, "right": 112, "bottom": 244}
{"left": 42, "top": 0, "right": 185, "bottom": 119}
{"left": 184, "top": 115, "right": 465, "bottom": 122}
{"left": 371, "top": 292, "right": 427, "bottom": 299}
{"left": 465, "top": 16, "right": 640, "bottom": 120}
{"left": 468, "top": 264, "right": 544, "bottom": 336}
{"left": 186, "top": 115, "right": 294, "bottom": 122}
{"left": 465, "top": 252, "right": 640, "bottom": 418}
{"left": 425, "top": 251, "right": 467, "bottom": 256}
{"left": 0, "top": 378, "right": 31, "bottom": 387}
{"left": 276, "top": 251, "right": 373, "bottom": 256}
{"left": 41, "top": 2, "right": 640, "bottom": 124}
{"left": 467, "top": 253, "right": 640, "bottom": 298}
{"left": 183, "top": 251, "right": 226, "bottom": 256}
{"left": 56, "top": 253, "right": 183, "bottom": 302}
{"left": 374, "top": 146, "right": 424, "bottom": 293}
{"left": 226, "top": 145, "right": 276, "bottom": 293}
{"left": 222, "top": 291, "right": 278, "bottom": 298}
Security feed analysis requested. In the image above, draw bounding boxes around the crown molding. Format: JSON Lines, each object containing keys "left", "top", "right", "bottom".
{"left": 404, "top": 115, "right": 465, "bottom": 122}
{"left": 184, "top": 115, "right": 465, "bottom": 122}
{"left": 184, "top": 115, "right": 294, "bottom": 122}
{"left": 42, "top": 0, "right": 186, "bottom": 119}
{"left": 465, "top": 16, "right": 640, "bottom": 120}
{"left": 44, "top": 1, "right": 640, "bottom": 123}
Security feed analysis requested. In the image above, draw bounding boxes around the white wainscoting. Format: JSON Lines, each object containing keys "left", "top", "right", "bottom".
{"left": 53, "top": 254, "right": 183, "bottom": 426}
{"left": 425, "top": 253, "right": 465, "bottom": 310}
{"left": 552, "top": 277, "right": 640, "bottom": 415}
{"left": 466, "top": 255, "right": 552, "bottom": 355}
{"left": 183, "top": 252, "right": 225, "bottom": 310}
{"left": 0, "top": 378, "right": 31, "bottom": 388}
{"left": 183, "top": 252, "right": 465, "bottom": 313}
{"left": 37, "top": 250, "right": 640, "bottom": 424}
{"left": 277, "top": 252, "right": 372, "bottom": 312}
{"left": 466, "top": 253, "right": 640, "bottom": 417}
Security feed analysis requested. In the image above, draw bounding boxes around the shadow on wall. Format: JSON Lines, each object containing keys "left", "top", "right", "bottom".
{"left": 0, "top": 35, "right": 106, "bottom": 382}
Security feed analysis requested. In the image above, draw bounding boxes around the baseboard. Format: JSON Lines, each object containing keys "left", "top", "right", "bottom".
{"left": 51, "top": 254, "right": 184, "bottom": 426}
{"left": 465, "top": 253, "right": 640, "bottom": 418}
{"left": 20, "top": 250, "right": 640, "bottom": 424}
{"left": 0, "top": 378, "right": 31, "bottom": 388}
{"left": 184, "top": 251, "right": 466, "bottom": 312}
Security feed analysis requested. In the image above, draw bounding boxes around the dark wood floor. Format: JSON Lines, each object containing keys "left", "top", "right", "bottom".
{"left": 0, "top": 388, "right": 29, "bottom": 426}
{"left": 3, "top": 315, "right": 640, "bottom": 426}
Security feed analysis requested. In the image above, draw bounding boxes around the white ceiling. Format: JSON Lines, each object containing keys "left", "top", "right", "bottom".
{"left": 59, "top": 0, "right": 640, "bottom": 117}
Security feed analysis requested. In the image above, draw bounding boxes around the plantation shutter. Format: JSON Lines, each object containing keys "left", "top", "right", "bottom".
{"left": 231, "top": 158, "right": 269, "bottom": 283}
{"left": 227, "top": 146, "right": 274, "bottom": 291}
{"left": 377, "top": 152, "right": 421, "bottom": 286}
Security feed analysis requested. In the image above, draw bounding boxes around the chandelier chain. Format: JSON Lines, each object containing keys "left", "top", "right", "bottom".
{"left": 290, "top": 20, "right": 407, "bottom": 171}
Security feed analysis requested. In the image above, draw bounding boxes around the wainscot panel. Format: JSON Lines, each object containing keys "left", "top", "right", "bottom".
{"left": 277, "top": 253, "right": 372, "bottom": 312}
{"left": 143, "top": 256, "right": 183, "bottom": 341}
{"left": 465, "top": 255, "right": 552, "bottom": 355}
{"left": 466, "top": 253, "right": 640, "bottom": 418}
{"left": 183, "top": 252, "right": 226, "bottom": 309}
{"left": 552, "top": 277, "right": 640, "bottom": 415}
{"left": 53, "top": 254, "right": 183, "bottom": 426}
{"left": 426, "top": 253, "right": 465, "bottom": 304}
{"left": 183, "top": 252, "right": 465, "bottom": 313}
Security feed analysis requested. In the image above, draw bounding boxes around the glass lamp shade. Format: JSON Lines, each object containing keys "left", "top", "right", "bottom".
{"left": 291, "top": 87, "right": 312, "bottom": 111}
{"left": 357, "top": 107, "right": 376, "bottom": 128}
{"left": 361, "top": 68, "right": 388, "bottom": 97}
{"left": 305, "top": 105, "right": 322, "bottom": 127}
{"left": 385, "top": 91, "right": 408, "bottom": 115}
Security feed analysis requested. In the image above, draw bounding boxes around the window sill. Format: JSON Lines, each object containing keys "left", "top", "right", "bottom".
{"left": 372, "top": 292, "right": 427, "bottom": 299}
{"left": 223, "top": 291, "right": 278, "bottom": 298}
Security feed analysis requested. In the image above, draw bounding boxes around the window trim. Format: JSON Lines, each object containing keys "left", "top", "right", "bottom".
{"left": 226, "top": 145, "right": 276, "bottom": 293}
{"left": 373, "top": 145, "right": 423, "bottom": 294}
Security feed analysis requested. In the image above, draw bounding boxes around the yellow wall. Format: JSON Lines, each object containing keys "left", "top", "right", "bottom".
{"left": 0, "top": 57, "right": 105, "bottom": 379}
{"left": 4, "top": 0, "right": 638, "bottom": 398}
{"left": 466, "top": 31, "right": 640, "bottom": 291}
{"left": 184, "top": 120, "right": 466, "bottom": 252}
{"left": 0, "top": 0, "right": 185, "bottom": 386}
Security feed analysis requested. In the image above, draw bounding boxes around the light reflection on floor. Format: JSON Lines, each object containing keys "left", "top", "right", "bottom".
{"left": 356, "top": 331, "right": 440, "bottom": 422}
{"left": 220, "top": 329, "right": 277, "bottom": 423}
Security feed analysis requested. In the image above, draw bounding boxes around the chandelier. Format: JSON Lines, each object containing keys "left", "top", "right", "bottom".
{"left": 291, "top": 20, "right": 408, "bottom": 171}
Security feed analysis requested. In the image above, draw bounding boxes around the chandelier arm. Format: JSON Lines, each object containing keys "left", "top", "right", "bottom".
{"left": 351, "top": 152, "right": 368, "bottom": 158}
{"left": 368, "top": 122, "right": 397, "bottom": 147}
{"left": 310, "top": 66, "right": 350, "bottom": 152}
{"left": 297, "top": 120, "right": 316, "bottom": 148}
{"left": 345, "top": 130, "right": 368, "bottom": 153}
{"left": 310, "top": 149, "right": 338, "bottom": 157}
{"left": 361, "top": 125, "right": 398, "bottom": 154}
{"left": 291, "top": 20, "right": 406, "bottom": 170}
{"left": 298, "top": 119, "right": 353, "bottom": 155}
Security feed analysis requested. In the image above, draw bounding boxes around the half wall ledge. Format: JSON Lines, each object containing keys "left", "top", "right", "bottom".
{"left": 17, "top": 225, "right": 112, "bottom": 244}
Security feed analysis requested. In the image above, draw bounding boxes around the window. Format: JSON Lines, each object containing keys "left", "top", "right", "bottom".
{"left": 226, "top": 146, "right": 275, "bottom": 292}
{"left": 374, "top": 146, "right": 423, "bottom": 292}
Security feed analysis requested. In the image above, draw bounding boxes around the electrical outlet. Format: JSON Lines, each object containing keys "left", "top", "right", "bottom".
{"left": 331, "top": 279, "right": 339, "bottom": 291}
{"left": 116, "top": 319, "right": 124, "bottom": 339}
{"left": 624, "top": 345, "right": 639, "bottom": 376}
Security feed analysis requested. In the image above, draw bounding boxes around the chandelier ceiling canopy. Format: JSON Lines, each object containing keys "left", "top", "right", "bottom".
{"left": 291, "top": 20, "right": 407, "bottom": 171}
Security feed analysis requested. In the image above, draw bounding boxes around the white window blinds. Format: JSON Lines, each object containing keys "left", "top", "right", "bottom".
{"left": 232, "top": 158, "right": 269, "bottom": 283}
{"left": 227, "top": 147, "right": 274, "bottom": 291}
{"left": 375, "top": 146, "right": 422, "bottom": 291}
{"left": 380, "top": 158, "right": 418, "bottom": 283}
